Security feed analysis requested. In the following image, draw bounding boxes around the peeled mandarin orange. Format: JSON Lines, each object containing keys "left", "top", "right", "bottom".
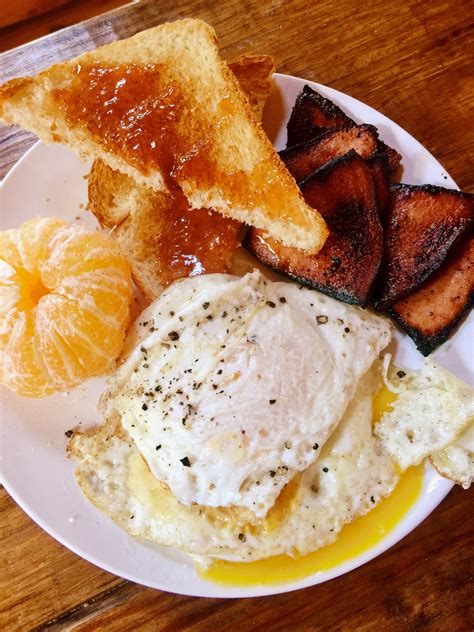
{"left": 0, "top": 217, "right": 133, "bottom": 397}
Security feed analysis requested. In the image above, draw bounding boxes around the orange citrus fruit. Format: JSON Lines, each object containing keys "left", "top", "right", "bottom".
{"left": 0, "top": 217, "right": 133, "bottom": 397}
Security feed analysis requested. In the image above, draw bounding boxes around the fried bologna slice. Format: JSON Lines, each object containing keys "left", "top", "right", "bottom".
{"left": 280, "top": 124, "right": 379, "bottom": 181}
{"left": 280, "top": 126, "right": 391, "bottom": 214}
{"left": 286, "top": 85, "right": 354, "bottom": 146}
{"left": 286, "top": 85, "right": 401, "bottom": 172}
{"left": 366, "top": 151, "right": 391, "bottom": 215}
{"left": 388, "top": 235, "right": 474, "bottom": 356}
{"left": 375, "top": 184, "right": 474, "bottom": 309}
{"left": 246, "top": 151, "right": 383, "bottom": 305}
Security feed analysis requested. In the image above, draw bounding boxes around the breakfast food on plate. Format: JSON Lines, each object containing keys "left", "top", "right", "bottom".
{"left": 270, "top": 86, "right": 473, "bottom": 354}
{"left": 430, "top": 423, "right": 474, "bottom": 489}
{"left": 285, "top": 84, "right": 402, "bottom": 173}
{"left": 98, "top": 270, "right": 392, "bottom": 515}
{"left": 70, "top": 272, "right": 474, "bottom": 560}
{"left": 246, "top": 151, "right": 383, "bottom": 305}
{"left": 375, "top": 362, "right": 474, "bottom": 472}
{"left": 88, "top": 160, "right": 244, "bottom": 300}
{"left": 70, "top": 359, "right": 398, "bottom": 560}
{"left": 88, "top": 54, "right": 274, "bottom": 302}
{"left": 226, "top": 54, "right": 276, "bottom": 121}
{"left": 280, "top": 124, "right": 380, "bottom": 181}
{"left": 1, "top": 15, "right": 473, "bottom": 580}
{"left": 388, "top": 236, "right": 473, "bottom": 356}
{"left": 280, "top": 125, "right": 391, "bottom": 215}
{"left": 0, "top": 20, "right": 328, "bottom": 254}
{"left": 70, "top": 271, "right": 397, "bottom": 558}
{"left": 0, "top": 218, "right": 132, "bottom": 397}
{"left": 286, "top": 84, "right": 356, "bottom": 146}
{"left": 374, "top": 184, "right": 473, "bottom": 309}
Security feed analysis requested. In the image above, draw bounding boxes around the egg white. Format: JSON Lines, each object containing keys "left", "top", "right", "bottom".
{"left": 71, "top": 362, "right": 398, "bottom": 560}
{"left": 103, "top": 270, "right": 392, "bottom": 516}
{"left": 375, "top": 362, "right": 474, "bottom": 471}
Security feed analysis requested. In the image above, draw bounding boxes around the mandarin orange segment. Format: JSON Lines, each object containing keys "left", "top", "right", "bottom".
{"left": 1, "top": 311, "right": 54, "bottom": 398}
{"left": 1, "top": 217, "right": 132, "bottom": 397}
{"left": 41, "top": 228, "right": 130, "bottom": 287}
{"left": 17, "top": 217, "right": 68, "bottom": 273}
{"left": 37, "top": 293, "right": 126, "bottom": 375}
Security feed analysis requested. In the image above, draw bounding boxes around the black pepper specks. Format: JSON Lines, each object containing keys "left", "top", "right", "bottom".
{"left": 266, "top": 301, "right": 276, "bottom": 308}
{"left": 238, "top": 533, "right": 246, "bottom": 542}
{"left": 370, "top": 495, "right": 375, "bottom": 504}
{"left": 312, "top": 443, "right": 319, "bottom": 450}
{"left": 202, "top": 302, "right": 210, "bottom": 309}
{"left": 269, "top": 399, "right": 276, "bottom": 405}
{"left": 279, "top": 297, "right": 286, "bottom": 303}
{"left": 397, "top": 370, "right": 406, "bottom": 378}
{"left": 316, "top": 315, "right": 328, "bottom": 324}
{"left": 64, "top": 429, "right": 73, "bottom": 438}
{"left": 142, "top": 403, "right": 148, "bottom": 411}
{"left": 156, "top": 444, "right": 162, "bottom": 451}
{"left": 180, "top": 457, "right": 191, "bottom": 467}
{"left": 322, "top": 467, "right": 329, "bottom": 473}
{"left": 168, "top": 331, "right": 179, "bottom": 341}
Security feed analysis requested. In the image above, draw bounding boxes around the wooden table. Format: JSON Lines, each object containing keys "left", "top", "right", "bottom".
{"left": 1, "top": 1, "right": 473, "bottom": 629}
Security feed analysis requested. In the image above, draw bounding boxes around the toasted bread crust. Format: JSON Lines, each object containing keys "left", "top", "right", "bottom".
{"left": 0, "top": 20, "right": 326, "bottom": 254}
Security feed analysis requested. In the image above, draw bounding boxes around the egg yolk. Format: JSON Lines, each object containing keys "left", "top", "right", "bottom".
{"left": 197, "top": 385, "right": 424, "bottom": 587}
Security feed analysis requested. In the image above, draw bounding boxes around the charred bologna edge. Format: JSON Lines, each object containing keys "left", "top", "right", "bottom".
{"left": 374, "top": 183, "right": 474, "bottom": 309}
{"left": 246, "top": 150, "right": 383, "bottom": 306}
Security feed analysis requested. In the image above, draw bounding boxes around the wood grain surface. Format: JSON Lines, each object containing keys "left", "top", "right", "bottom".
{"left": 1, "top": 1, "right": 473, "bottom": 630}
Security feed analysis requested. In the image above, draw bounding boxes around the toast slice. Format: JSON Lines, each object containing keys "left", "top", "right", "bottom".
{"left": 388, "top": 235, "right": 473, "bottom": 356}
{"left": 89, "top": 160, "right": 244, "bottom": 300}
{"left": 88, "top": 54, "right": 273, "bottom": 302}
{"left": 375, "top": 184, "right": 474, "bottom": 309}
{"left": 0, "top": 19, "right": 327, "bottom": 254}
{"left": 246, "top": 151, "right": 383, "bottom": 305}
{"left": 286, "top": 85, "right": 401, "bottom": 172}
{"left": 226, "top": 54, "right": 275, "bottom": 121}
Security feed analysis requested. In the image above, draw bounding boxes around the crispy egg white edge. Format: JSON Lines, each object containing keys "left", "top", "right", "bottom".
{"left": 70, "top": 362, "right": 400, "bottom": 561}
{"left": 375, "top": 362, "right": 474, "bottom": 471}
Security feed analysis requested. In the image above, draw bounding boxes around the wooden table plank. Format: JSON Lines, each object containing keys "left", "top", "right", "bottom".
{"left": 0, "top": 489, "right": 122, "bottom": 630}
{"left": 1, "top": 1, "right": 473, "bottom": 629}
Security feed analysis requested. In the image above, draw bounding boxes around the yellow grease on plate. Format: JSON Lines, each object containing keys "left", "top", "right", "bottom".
{"left": 197, "top": 385, "right": 424, "bottom": 587}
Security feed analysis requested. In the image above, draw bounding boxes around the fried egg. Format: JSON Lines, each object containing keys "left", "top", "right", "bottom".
{"left": 430, "top": 423, "right": 474, "bottom": 489}
{"left": 374, "top": 361, "right": 474, "bottom": 471}
{"left": 71, "top": 362, "right": 398, "bottom": 560}
{"left": 102, "top": 270, "right": 392, "bottom": 516}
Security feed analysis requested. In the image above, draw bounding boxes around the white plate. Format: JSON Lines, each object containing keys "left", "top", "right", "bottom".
{"left": 1, "top": 74, "right": 471, "bottom": 598}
